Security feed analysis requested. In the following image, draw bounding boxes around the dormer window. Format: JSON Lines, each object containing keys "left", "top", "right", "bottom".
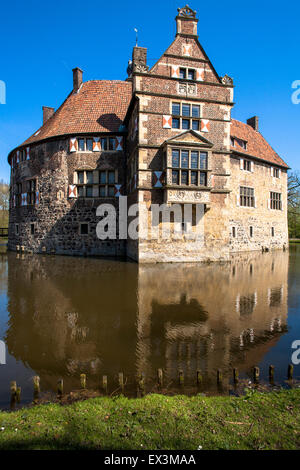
{"left": 231, "top": 137, "right": 247, "bottom": 150}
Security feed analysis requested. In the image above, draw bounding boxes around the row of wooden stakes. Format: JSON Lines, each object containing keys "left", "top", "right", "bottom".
{"left": 9, "top": 364, "right": 296, "bottom": 405}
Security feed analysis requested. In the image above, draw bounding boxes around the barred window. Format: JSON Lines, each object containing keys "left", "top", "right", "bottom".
{"left": 270, "top": 192, "right": 282, "bottom": 210}
{"left": 171, "top": 149, "right": 208, "bottom": 186}
{"left": 171, "top": 102, "right": 201, "bottom": 130}
{"left": 240, "top": 186, "right": 255, "bottom": 207}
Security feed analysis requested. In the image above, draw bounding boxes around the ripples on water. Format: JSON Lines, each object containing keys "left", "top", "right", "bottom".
{"left": 0, "top": 245, "right": 299, "bottom": 408}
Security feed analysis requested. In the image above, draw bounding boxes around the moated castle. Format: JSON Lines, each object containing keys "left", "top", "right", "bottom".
{"left": 7, "top": 6, "right": 289, "bottom": 262}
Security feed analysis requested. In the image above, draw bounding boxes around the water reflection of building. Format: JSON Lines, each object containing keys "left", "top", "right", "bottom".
{"left": 136, "top": 251, "right": 288, "bottom": 389}
{"left": 5, "top": 251, "right": 288, "bottom": 393}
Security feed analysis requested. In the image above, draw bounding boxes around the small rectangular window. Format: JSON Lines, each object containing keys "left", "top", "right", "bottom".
{"left": 15, "top": 224, "right": 19, "bottom": 235}
{"left": 78, "top": 186, "right": 84, "bottom": 197}
{"left": 191, "top": 151, "right": 198, "bottom": 169}
{"left": 108, "top": 171, "right": 115, "bottom": 184}
{"left": 179, "top": 68, "right": 186, "bottom": 79}
{"left": 244, "top": 160, "right": 251, "bottom": 171}
{"left": 191, "top": 171, "right": 198, "bottom": 185}
{"left": 182, "top": 119, "right": 190, "bottom": 130}
{"left": 181, "top": 170, "right": 188, "bottom": 185}
{"left": 172, "top": 170, "right": 179, "bottom": 185}
{"left": 182, "top": 104, "right": 190, "bottom": 117}
{"left": 109, "top": 138, "right": 116, "bottom": 150}
{"left": 172, "top": 118, "right": 180, "bottom": 129}
{"left": 232, "top": 227, "right": 236, "bottom": 238}
{"left": 99, "top": 186, "right": 106, "bottom": 197}
{"left": 86, "top": 186, "right": 93, "bottom": 197}
{"left": 100, "top": 171, "right": 107, "bottom": 184}
{"left": 108, "top": 186, "right": 115, "bottom": 197}
{"left": 192, "top": 105, "right": 200, "bottom": 117}
{"left": 188, "top": 69, "right": 195, "bottom": 80}
{"left": 200, "top": 172, "right": 206, "bottom": 186}
{"left": 172, "top": 103, "right": 180, "bottom": 115}
{"left": 271, "top": 227, "right": 275, "bottom": 237}
{"left": 78, "top": 171, "right": 84, "bottom": 184}
{"left": 200, "top": 152, "right": 208, "bottom": 170}
{"left": 86, "top": 171, "right": 93, "bottom": 184}
{"left": 78, "top": 139, "right": 85, "bottom": 151}
{"left": 181, "top": 151, "right": 189, "bottom": 168}
{"left": 250, "top": 226, "right": 253, "bottom": 237}
{"left": 86, "top": 139, "right": 93, "bottom": 151}
{"left": 172, "top": 149, "right": 180, "bottom": 167}
{"left": 30, "top": 223, "right": 35, "bottom": 235}
{"left": 80, "top": 223, "right": 89, "bottom": 235}
{"left": 192, "top": 120, "right": 199, "bottom": 130}
{"left": 101, "top": 138, "right": 108, "bottom": 150}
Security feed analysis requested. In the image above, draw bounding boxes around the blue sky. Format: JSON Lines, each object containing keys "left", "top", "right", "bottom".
{"left": 0, "top": 0, "right": 299, "bottom": 182}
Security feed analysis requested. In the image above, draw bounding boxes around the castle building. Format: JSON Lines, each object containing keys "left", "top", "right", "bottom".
{"left": 7, "top": 6, "right": 289, "bottom": 263}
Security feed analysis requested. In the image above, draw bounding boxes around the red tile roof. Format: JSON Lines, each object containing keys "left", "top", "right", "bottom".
{"left": 231, "top": 118, "right": 288, "bottom": 168}
{"left": 20, "top": 80, "right": 132, "bottom": 146}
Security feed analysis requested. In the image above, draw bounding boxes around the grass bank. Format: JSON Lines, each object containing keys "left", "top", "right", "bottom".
{"left": 0, "top": 389, "right": 299, "bottom": 450}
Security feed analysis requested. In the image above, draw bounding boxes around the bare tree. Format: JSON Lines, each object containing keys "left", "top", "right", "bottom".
{"left": 288, "top": 171, "right": 300, "bottom": 238}
{"left": 0, "top": 179, "right": 9, "bottom": 228}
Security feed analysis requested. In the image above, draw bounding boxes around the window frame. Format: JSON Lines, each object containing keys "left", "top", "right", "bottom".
{"left": 75, "top": 169, "right": 118, "bottom": 198}
{"left": 240, "top": 186, "right": 255, "bottom": 208}
{"left": 171, "top": 101, "right": 201, "bottom": 130}
{"left": 270, "top": 192, "right": 282, "bottom": 210}
{"left": 169, "top": 148, "right": 208, "bottom": 187}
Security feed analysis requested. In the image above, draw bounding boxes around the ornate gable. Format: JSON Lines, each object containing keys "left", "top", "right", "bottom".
{"left": 164, "top": 130, "right": 213, "bottom": 148}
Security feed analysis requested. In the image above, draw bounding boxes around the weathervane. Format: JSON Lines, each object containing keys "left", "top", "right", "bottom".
{"left": 134, "top": 28, "right": 138, "bottom": 47}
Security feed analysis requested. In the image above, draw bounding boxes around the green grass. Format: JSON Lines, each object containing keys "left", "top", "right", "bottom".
{"left": 0, "top": 389, "right": 299, "bottom": 450}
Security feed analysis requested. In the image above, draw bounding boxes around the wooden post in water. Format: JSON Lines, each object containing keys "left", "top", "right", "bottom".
{"left": 33, "top": 376, "right": 40, "bottom": 398}
{"left": 137, "top": 373, "right": 145, "bottom": 396}
{"left": 10, "top": 381, "right": 17, "bottom": 407}
{"left": 80, "top": 374, "right": 86, "bottom": 389}
{"left": 157, "top": 369, "right": 163, "bottom": 389}
{"left": 179, "top": 370, "right": 184, "bottom": 386}
{"left": 57, "top": 379, "right": 63, "bottom": 397}
{"left": 253, "top": 366, "right": 260, "bottom": 383}
{"left": 16, "top": 387, "right": 21, "bottom": 404}
{"left": 288, "top": 364, "right": 294, "bottom": 381}
{"left": 196, "top": 370, "right": 202, "bottom": 386}
{"left": 102, "top": 375, "right": 108, "bottom": 394}
{"left": 269, "top": 365, "right": 275, "bottom": 383}
{"left": 118, "top": 372, "right": 124, "bottom": 393}
{"left": 233, "top": 368, "right": 239, "bottom": 384}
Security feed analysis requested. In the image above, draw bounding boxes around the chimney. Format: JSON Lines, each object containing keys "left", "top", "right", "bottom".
{"left": 176, "top": 5, "right": 198, "bottom": 36}
{"left": 247, "top": 116, "right": 259, "bottom": 131}
{"left": 132, "top": 47, "right": 148, "bottom": 73}
{"left": 42, "top": 106, "right": 55, "bottom": 124}
{"left": 72, "top": 67, "right": 83, "bottom": 92}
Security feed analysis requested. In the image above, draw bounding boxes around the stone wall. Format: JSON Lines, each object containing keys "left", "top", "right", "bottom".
{"left": 8, "top": 137, "right": 127, "bottom": 257}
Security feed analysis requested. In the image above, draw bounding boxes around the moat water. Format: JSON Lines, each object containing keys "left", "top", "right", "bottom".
{"left": 0, "top": 244, "right": 299, "bottom": 408}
